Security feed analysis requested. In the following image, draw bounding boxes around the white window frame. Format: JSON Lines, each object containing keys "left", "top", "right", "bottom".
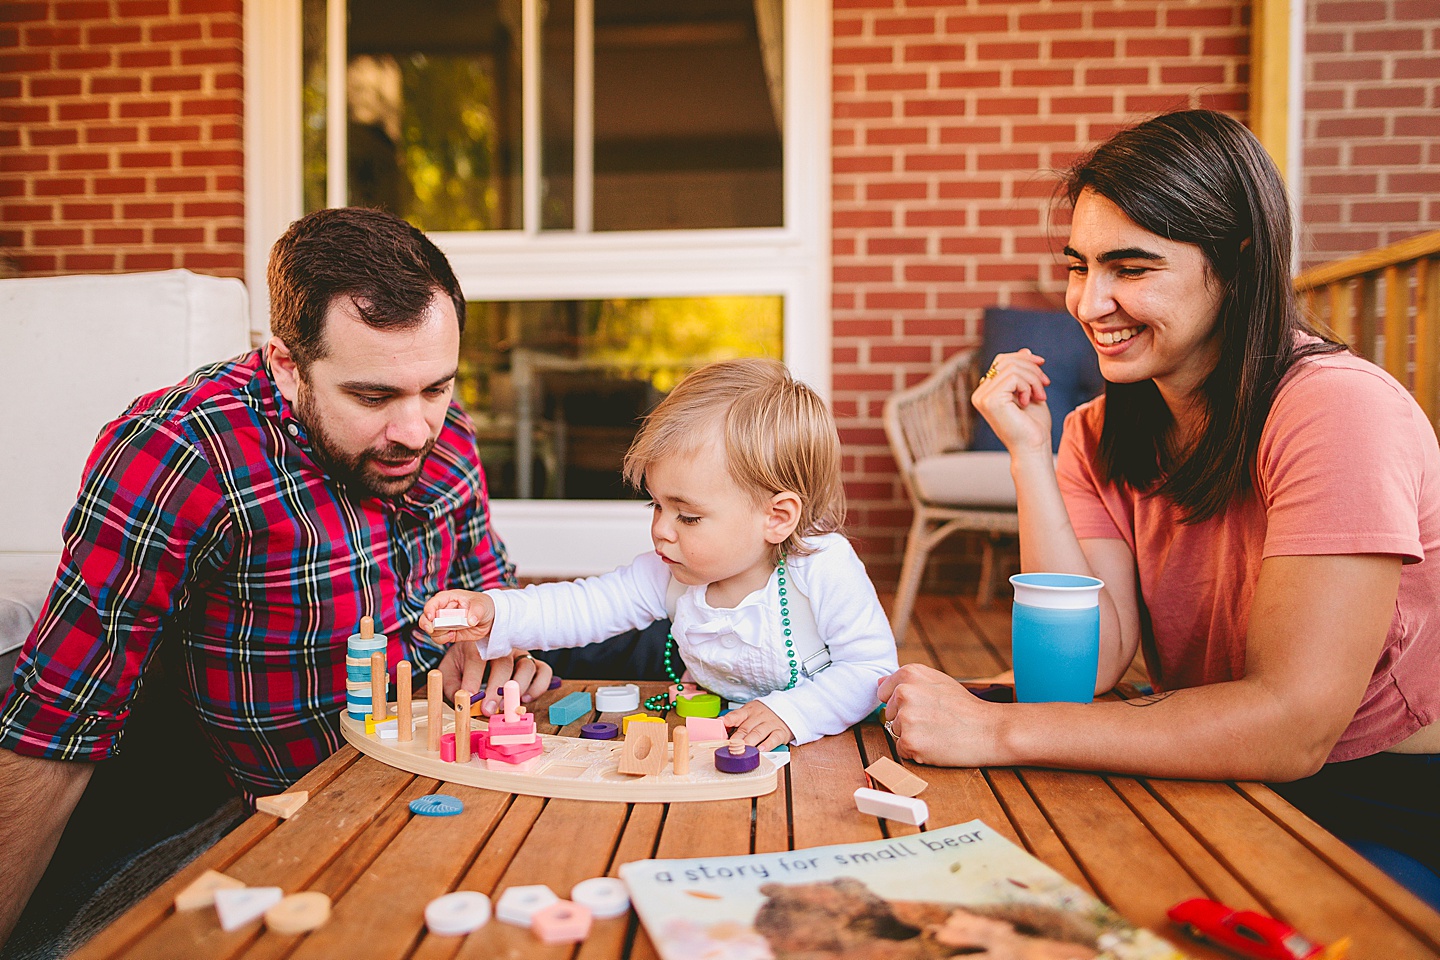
{"left": 244, "top": 0, "right": 831, "bottom": 576}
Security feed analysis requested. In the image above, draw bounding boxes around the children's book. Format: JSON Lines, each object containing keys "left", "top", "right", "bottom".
{"left": 619, "top": 819, "right": 1188, "bottom": 960}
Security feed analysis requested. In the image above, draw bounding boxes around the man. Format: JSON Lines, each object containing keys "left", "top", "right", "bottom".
{"left": 0, "top": 208, "right": 552, "bottom": 950}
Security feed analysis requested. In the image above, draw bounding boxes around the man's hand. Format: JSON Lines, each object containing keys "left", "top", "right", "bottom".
{"left": 436, "top": 645, "right": 553, "bottom": 716}
{"left": 723, "top": 700, "right": 793, "bottom": 752}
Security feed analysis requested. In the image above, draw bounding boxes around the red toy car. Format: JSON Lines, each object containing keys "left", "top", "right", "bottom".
{"left": 1166, "top": 899, "right": 1348, "bottom": 960}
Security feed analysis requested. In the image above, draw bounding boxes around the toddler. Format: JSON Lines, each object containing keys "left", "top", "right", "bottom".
{"left": 421, "top": 357, "right": 898, "bottom": 748}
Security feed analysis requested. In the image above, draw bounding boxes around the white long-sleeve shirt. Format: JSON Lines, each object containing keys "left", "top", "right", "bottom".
{"left": 479, "top": 533, "right": 898, "bottom": 744}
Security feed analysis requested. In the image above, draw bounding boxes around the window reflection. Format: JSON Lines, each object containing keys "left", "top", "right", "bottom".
{"left": 460, "top": 297, "right": 783, "bottom": 498}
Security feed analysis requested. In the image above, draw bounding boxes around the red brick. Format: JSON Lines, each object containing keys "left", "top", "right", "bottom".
{"left": 148, "top": 124, "right": 202, "bottom": 142}
{"left": 938, "top": 124, "right": 1002, "bottom": 144}
{"left": 120, "top": 100, "right": 172, "bottom": 118}
{"left": 1352, "top": 143, "right": 1424, "bottom": 165}
{"left": 87, "top": 24, "right": 144, "bottom": 44}
{"left": 58, "top": 51, "right": 111, "bottom": 69}
{"left": 61, "top": 202, "right": 113, "bottom": 219}
{"left": 1051, "top": 39, "right": 1115, "bottom": 59}
{"left": 976, "top": 42, "right": 1041, "bottom": 61}
{"left": 1123, "top": 36, "right": 1191, "bottom": 57}
{"left": 58, "top": 153, "right": 110, "bottom": 171}
{"left": 180, "top": 98, "right": 242, "bottom": 117}
{"left": 904, "top": 263, "right": 967, "bottom": 282}
{"left": 976, "top": 96, "right": 1038, "bottom": 116}
{"left": 865, "top": 126, "right": 928, "bottom": 146}
{"left": 938, "top": 181, "right": 1004, "bottom": 200}
{"left": 213, "top": 71, "right": 243, "bottom": 90}
{"left": 2, "top": 104, "right": 50, "bottom": 124}
{"left": 180, "top": 46, "right": 239, "bottom": 66}
{"left": 864, "top": 291, "right": 928, "bottom": 310}
{"left": 904, "top": 153, "right": 970, "bottom": 171}
{"left": 1162, "top": 65, "right": 1228, "bottom": 84}
{"left": 942, "top": 14, "right": 1008, "bottom": 32}
{"left": 834, "top": 100, "right": 894, "bottom": 120}
{"left": 1014, "top": 123, "right": 1077, "bottom": 143}
{"left": 179, "top": 0, "right": 241, "bottom": 12}
{"left": 834, "top": 154, "right": 894, "bottom": 174}
{"left": 1353, "top": 28, "right": 1425, "bottom": 51}
{"left": 155, "top": 174, "right": 207, "bottom": 192}
{"left": 936, "top": 69, "right": 1003, "bottom": 89}
{"left": 119, "top": 150, "right": 176, "bottom": 169}
{"left": 1, "top": 203, "right": 56, "bottom": 222}
{"left": 181, "top": 251, "right": 242, "bottom": 272}
{"left": 64, "top": 252, "right": 118, "bottom": 271}
{"left": 120, "top": 49, "right": 173, "bottom": 68}
{"left": 1018, "top": 11, "right": 1083, "bottom": 29}
{"left": 0, "top": 52, "right": 52, "bottom": 72}
{"left": 865, "top": 71, "right": 929, "bottom": 91}
{"left": 150, "top": 74, "right": 203, "bottom": 92}
{"left": 93, "top": 176, "right": 146, "bottom": 194}
{"left": 182, "top": 201, "right": 243, "bottom": 218}
{"left": 834, "top": 209, "right": 894, "bottom": 229}
{"left": 1393, "top": 55, "right": 1440, "bottom": 80}
{"left": 1128, "top": 93, "right": 1194, "bottom": 113}
{"left": 33, "top": 178, "right": 86, "bottom": 196}
{"left": 151, "top": 22, "right": 203, "bottom": 42}
{"left": 834, "top": 45, "right": 894, "bottom": 66}
{"left": 1200, "top": 36, "right": 1246, "bottom": 56}
{"left": 30, "top": 128, "right": 79, "bottom": 146}
{"left": 1382, "top": 172, "right": 1440, "bottom": 193}
{"left": 870, "top": 344, "right": 939, "bottom": 364}
{"left": 91, "top": 75, "right": 143, "bottom": 94}
{"left": 867, "top": 236, "right": 928, "bottom": 254}
{"left": 213, "top": 174, "right": 242, "bottom": 191}
{"left": 1350, "top": 201, "right": 1421, "bottom": 223}
{"left": 1314, "top": 115, "right": 1385, "bottom": 137}
{"left": 833, "top": 17, "right": 863, "bottom": 38}
{"left": 1014, "top": 68, "right": 1076, "bottom": 88}
{"left": 1096, "top": 9, "right": 1157, "bottom": 27}
{"left": 154, "top": 226, "right": 206, "bottom": 243}
{"left": 23, "top": 25, "right": 82, "bottom": 45}
{"left": 1355, "top": 86, "right": 1427, "bottom": 109}
{"left": 54, "top": 1, "right": 110, "bottom": 17}
{"left": 215, "top": 225, "right": 244, "bottom": 244}
{"left": 978, "top": 264, "right": 1039, "bottom": 282}
{"left": 1167, "top": 7, "right": 1235, "bottom": 26}
{"left": 1305, "top": 31, "right": 1346, "bottom": 54}
{"left": 1, "top": 2, "right": 48, "bottom": 22}
{"left": 873, "top": 15, "right": 937, "bottom": 36}
{"left": 865, "top": 181, "right": 929, "bottom": 200}
{"left": 58, "top": 102, "right": 111, "bottom": 122}
{"left": 1394, "top": 113, "right": 1440, "bottom": 137}
{"left": 16, "top": 254, "right": 58, "bottom": 272}
{"left": 122, "top": 201, "right": 174, "bottom": 218}
{"left": 33, "top": 228, "right": 85, "bottom": 246}
{"left": 119, "top": 0, "right": 174, "bottom": 13}
{"left": 86, "top": 127, "right": 140, "bottom": 144}
{"left": 835, "top": 265, "right": 895, "bottom": 284}
{"left": 903, "top": 97, "right": 968, "bottom": 118}
{"left": 977, "top": 208, "right": 1040, "bottom": 227}
{"left": 905, "top": 43, "right": 971, "bottom": 63}
{"left": 94, "top": 227, "right": 146, "bottom": 244}
{"left": 124, "top": 251, "right": 177, "bottom": 270}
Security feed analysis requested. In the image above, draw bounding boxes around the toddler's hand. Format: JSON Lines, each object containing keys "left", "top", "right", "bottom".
{"left": 419, "top": 590, "right": 496, "bottom": 645}
{"left": 723, "top": 700, "right": 793, "bottom": 752}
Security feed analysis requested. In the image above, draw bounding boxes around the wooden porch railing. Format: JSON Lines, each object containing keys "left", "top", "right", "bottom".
{"left": 1296, "top": 230, "right": 1440, "bottom": 428}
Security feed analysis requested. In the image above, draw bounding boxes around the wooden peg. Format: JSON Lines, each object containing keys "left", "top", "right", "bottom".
{"left": 503, "top": 679, "right": 520, "bottom": 722}
{"left": 672, "top": 726, "right": 690, "bottom": 776}
{"left": 370, "top": 651, "right": 386, "bottom": 722}
{"left": 455, "top": 690, "right": 471, "bottom": 763}
{"left": 728, "top": 737, "right": 745, "bottom": 756}
{"left": 397, "top": 660, "right": 412, "bottom": 742}
{"left": 360, "top": 616, "right": 374, "bottom": 639}
{"left": 427, "top": 669, "right": 442, "bottom": 752}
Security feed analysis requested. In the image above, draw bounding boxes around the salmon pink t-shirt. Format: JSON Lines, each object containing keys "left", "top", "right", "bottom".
{"left": 1057, "top": 349, "right": 1440, "bottom": 762}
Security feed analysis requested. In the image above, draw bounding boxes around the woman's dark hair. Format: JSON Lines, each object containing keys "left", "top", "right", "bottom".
{"left": 267, "top": 206, "right": 467, "bottom": 371}
{"left": 1063, "top": 109, "right": 1341, "bottom": 522}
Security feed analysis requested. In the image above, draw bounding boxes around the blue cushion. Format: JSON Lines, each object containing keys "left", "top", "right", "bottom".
{"left": 970, "top": 307, "right": 1104, "bottom": 453}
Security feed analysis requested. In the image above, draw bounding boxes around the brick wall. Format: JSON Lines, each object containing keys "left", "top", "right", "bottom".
{"left": 830, "top": 0, "right": 1249, "bottom": 587}
{"left": 0, "top": 0, "right": 244, "bottom": 278}
{"left": 1301, "top": 0, "right": 1440, "bottom": 270}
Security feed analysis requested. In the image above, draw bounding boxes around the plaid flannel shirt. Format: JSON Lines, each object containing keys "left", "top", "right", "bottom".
{"left": 0, "top": 351, "right": 514, "bottom": 800}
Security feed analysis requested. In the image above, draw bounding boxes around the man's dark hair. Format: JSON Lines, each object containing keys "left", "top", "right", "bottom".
{"left": 1063, "top": 109, "right": 1342, "bottom": 523}
{"left": 267, "top": 207, "right": 467, "bottom": 370}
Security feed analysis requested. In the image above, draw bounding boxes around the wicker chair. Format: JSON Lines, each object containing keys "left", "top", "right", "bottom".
{"left": 883, "top": 349, "right": 1019, "bottom": 642}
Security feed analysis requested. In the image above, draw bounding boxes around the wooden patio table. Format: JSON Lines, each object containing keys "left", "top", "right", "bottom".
{"left": 70, "top": 675, "right": 1440, "bottom": 960}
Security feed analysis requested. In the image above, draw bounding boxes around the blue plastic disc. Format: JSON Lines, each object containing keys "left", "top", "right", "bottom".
{"left": 409, "top": 794, "right": 464, "bottom": 817}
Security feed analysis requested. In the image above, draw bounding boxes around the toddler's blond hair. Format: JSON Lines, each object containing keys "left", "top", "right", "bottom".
{"left": 623, "top": 358, "right": 845, "bottom": 561}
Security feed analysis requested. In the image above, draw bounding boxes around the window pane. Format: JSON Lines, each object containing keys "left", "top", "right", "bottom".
{"left": 344, "top": 0, "right": 523, "bottom": 230}
{"left": 459, "top": 296, "right": 783, "bottom": 498}
{"left": 542, "top": 0, "right": 576, "bottom": 230}
{"left": 300, "top": 0, "right": 327, "bottom": 214}
{"left": 593, "top": 0, "right": 784, "bottom": 231}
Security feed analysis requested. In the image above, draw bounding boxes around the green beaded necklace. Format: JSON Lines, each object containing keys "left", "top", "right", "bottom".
{"left": 642, "top": 555, "right": 798, "bottom": 712}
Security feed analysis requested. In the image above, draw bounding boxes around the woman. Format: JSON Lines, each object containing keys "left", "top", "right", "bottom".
{"left": 879, "top": 110, "right": 1440, "bottom": 901}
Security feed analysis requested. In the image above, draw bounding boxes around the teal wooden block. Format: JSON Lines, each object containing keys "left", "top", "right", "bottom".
{"left": 548, "top": 691, "right": 593, "bottom": 727}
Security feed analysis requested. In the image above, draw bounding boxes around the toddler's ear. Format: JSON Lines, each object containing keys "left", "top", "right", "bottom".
{"left": 764, "top": 490, "right": 803, "bottom": 545}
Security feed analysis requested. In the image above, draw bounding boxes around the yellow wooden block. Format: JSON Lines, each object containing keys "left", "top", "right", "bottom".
{"left": 621, "top": 713, "right": 664, "bottom": 734}
{"left": 256, "top": 790, "right": 309, "bottom": 820}
{"left": 174, "top": 869, "right": 244, "bottom": 911}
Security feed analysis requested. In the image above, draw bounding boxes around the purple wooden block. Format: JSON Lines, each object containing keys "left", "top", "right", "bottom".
{"left": 714, "top": 744, "right": 760, "bottom": 774}
{"left": 580, "top": 721, "right": 619, "bottom": 740}
{"left": 549, "top": 676, "right": 563, "bottom": 690}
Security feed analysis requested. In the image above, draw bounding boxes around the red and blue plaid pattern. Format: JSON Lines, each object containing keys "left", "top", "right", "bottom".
{"left": 0, "top": 352, "right": 513, "bottom": 800}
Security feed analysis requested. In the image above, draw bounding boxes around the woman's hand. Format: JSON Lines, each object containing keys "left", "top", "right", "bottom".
{"left": 419, "top": 590, "right": 496, "bottom": 646}
{"left": 878, "top": 664, "right": 1005, "bottom": 767}
{"left": 972, "top": 348, "right": 1054, "bottom": 457}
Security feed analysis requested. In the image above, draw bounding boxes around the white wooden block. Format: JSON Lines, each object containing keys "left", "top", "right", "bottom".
{"left": 853, "top": 787, "right": 928, "bottom": 826}
{"left": 426, "top": 891, "right": 492, "bottom": 935}
{"left": 495, "top": 884, "right": 559, "bottom": 927}
{"left": 214, "top": 886, "right": 284, "bottom": 931}
{"left": 594, "top": 684, "right": 640, "bottom": 713}
{"left": 432, "top": 609, "right": 471, "bottom": 629}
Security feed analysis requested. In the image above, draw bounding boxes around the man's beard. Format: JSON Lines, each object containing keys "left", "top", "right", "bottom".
{"left": 293, "top": 387, "right": 436, "bottom": 499}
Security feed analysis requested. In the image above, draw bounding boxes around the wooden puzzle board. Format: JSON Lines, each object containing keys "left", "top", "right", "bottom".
{"left": 339, "top": 700, "right": 778, "bottom": 803}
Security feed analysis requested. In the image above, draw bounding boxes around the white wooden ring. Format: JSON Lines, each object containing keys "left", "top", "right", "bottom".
{"left": 570, "top": 877, "right": 630, "bottom": 919}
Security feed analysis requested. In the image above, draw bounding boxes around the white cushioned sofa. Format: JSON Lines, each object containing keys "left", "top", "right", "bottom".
{"left": 0, "top": 270, "right": 252, "bottom": 692}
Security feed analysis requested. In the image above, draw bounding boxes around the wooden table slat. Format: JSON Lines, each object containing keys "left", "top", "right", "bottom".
{"left": 787, "top": 728, "right": 883, "bottom": 850}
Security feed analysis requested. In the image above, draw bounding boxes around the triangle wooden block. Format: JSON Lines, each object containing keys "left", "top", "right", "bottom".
{"left": 863, "top": 756, "right": 928, "bottom": 798}
{"left": 256, "top": 790, "right": 309, "bottom": 819}
{"left": 174, "top": 869, "right": 244, "bottom": 911}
